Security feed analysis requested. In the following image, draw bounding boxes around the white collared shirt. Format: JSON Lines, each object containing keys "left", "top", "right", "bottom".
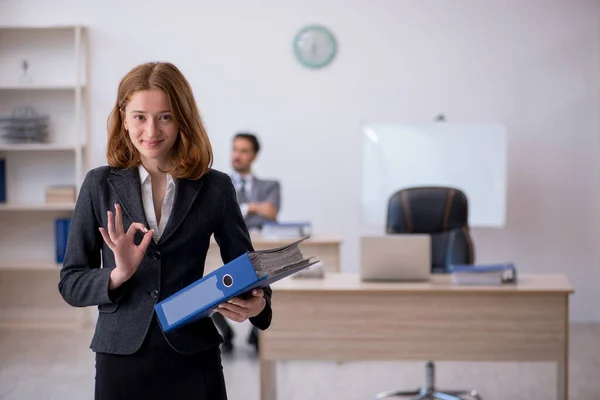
{"left": 138, "top": 165, "right": 176, "bottom": 243}
{"left": 231, "top": 171, "right": 253, "bottom": 216}
{"left": 231, "top": 171, "right": 253, "bottom": 200}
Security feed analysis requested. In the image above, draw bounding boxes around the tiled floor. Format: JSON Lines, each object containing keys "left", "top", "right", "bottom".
{"left": 0, "top": 323, "right": 599, "bottom": 400}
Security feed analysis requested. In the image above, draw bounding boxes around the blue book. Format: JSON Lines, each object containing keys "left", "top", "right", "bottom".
{"left": 154, "top": 237, "right": 318, "bottom": 332}
{"left": 0, "top": 158, "right": 5, "bottom": 203}
{"left": 55, "top": 218, "right": 71, "bottom": 264}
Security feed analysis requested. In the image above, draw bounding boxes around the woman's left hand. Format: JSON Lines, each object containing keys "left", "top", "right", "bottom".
{"left": 216, "top": 288, "right": 266, "bottom": 323}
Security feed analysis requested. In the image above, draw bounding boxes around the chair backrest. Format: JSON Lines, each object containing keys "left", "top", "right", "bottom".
{"left": 386, "top": 187, "right": 474, "bottom": 273}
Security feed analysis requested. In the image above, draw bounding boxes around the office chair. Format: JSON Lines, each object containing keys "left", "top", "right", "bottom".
{"left": 372, "top": 187, "right": 482, "bottom": 400}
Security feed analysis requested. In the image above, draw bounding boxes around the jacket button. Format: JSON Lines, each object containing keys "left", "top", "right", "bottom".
{"left": 150, "top": 251, "right": 161, "bottom": 260}
{"left": 150, "top": 289, "right": 159, "bottom": 299}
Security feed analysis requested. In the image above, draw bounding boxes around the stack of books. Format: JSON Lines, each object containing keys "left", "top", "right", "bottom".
{"left": 155, "top": 237, "right": 319, "bottom": 332}
{"left": 449, "top": 263, "right": 517, "bottom": 285}
{"left": 45, "top": 185, "right": 76, "bottom": 204}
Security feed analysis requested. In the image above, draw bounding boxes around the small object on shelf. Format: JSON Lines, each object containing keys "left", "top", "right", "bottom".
{"left": 18, "top": 59, "right": 32, "bottom": 86}
{"left": 55, "top": 218, "right": 71, "bottom": 264}
{"left": 0, "top": 106, "right": 49, "bottom": 143}
{"left": 45, "top": 185, "right": 76, "bottom": 204}
{"left": 0, "top": 158, "right": 5, "bottom": 203}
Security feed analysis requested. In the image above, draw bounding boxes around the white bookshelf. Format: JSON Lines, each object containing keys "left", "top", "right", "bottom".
{"left": 0, "top": 25, "right": 88, "bottom": 329}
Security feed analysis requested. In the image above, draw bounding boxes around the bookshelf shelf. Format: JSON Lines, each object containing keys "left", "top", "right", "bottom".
{"left": 0, "top": 143, "right": 78, "bottom": 151}
{"left": 0, "top": 306, "right": 84, "bottom": 330}
{"left": 0, "top": 25, "right": 88, "bottom": 330}
{"left": 0, "top": 203, "right": 75, "bottom": 211}
{"left": 0, "top": 85, "right": 80, "bottom": 91}
{"left": 0, "top": 25, "right": 84, "bottom": 31}
{"left": 0, "top": 260, "right": 62, "bottom": 271}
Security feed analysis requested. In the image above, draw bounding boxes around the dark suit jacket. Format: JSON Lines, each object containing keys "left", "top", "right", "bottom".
{"left": 58, "top": 166, "right": 272, "bottom": 355}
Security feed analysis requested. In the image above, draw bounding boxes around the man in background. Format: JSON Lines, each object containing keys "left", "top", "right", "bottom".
{"left": 230, "top": 132, "right": 281, "bottom": 231}
{"left": 213, "top": 132, "right": 281, "bottom": 353}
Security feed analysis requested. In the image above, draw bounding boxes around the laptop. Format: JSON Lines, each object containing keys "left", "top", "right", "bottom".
{"left": 360, "top": 234, "right": 431, "bottom": 282}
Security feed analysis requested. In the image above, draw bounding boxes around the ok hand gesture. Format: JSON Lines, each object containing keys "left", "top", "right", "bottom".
{"left": 99, "top": 203, "right": 154, "bottom": 289}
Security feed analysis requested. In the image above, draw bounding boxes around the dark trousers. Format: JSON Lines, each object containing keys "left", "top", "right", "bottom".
{"left": 95, "top": 318, "right": 227, "bottom": 400}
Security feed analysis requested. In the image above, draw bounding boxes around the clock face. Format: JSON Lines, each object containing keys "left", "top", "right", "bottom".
{"left": 293, "top": 25, "right": 337, "bottom": 69}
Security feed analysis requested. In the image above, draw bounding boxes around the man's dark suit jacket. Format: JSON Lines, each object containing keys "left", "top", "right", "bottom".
{"left": 58, "top": 166, "right": 272, "bottom": 355}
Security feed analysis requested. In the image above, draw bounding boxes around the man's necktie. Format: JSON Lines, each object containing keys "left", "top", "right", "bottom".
{"left": 238, "top": 178, "right": 248, "bottom": 203}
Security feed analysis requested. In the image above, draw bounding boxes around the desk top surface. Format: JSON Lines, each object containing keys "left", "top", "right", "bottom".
{"left": 211, "top": 234, "right": 343, "bottom": 246}
{"left": 272, "top": 273, "right": 574, "bottom": 294}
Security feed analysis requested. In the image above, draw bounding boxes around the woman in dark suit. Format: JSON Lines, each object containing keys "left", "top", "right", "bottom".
{"left": 58, "top": 62, "right": 272, "bottom": 400}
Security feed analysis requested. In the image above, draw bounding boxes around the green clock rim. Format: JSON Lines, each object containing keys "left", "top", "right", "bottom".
{"left": 293, "top": 24, "right": 337, "bottom": 69}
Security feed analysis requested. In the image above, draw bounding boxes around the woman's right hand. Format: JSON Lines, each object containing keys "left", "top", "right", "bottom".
{"left": 99, "top": 203, "right": 154, "bottom": 290}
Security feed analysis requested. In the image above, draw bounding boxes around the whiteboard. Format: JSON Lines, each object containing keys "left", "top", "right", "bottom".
{"left": 360, "top": 122, "right": 507, "bottom": 228}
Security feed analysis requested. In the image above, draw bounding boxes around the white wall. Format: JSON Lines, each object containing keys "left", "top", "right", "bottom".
{"left": 2, "top": 0, "right": 598, "bottom": 322}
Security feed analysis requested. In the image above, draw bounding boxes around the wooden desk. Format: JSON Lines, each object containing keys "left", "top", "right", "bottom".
{"left": 204, "top": 234, "right": 342, "bottom": 274}
{"left": 260, "top": 273, "right": 574, "bottom": 400}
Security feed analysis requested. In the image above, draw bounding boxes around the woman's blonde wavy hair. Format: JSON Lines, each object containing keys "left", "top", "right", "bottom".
{"left": 106, "top": 62, "right": 213, "bottom": 180}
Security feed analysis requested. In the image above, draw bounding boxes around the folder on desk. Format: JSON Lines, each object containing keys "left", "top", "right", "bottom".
{"left": 449, "top": 262, "right": 517, "bottom": 285}
{"left": 261, "top": 221, "right": 312, "bottom": 238}
{"left": 155, "top": 236, "right": 319, "bottom": 332}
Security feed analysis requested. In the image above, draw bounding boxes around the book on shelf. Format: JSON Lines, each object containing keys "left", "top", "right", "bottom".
{"left": 449, "top": 262, "right": 517, "bottom": 285}
{"left": 155, "top": 236, "right": 319, "bottom": 332}
{"left": 45, "top": 185, "right": 76, "bottom": 204}
{"left": 55, "top": 218, "right": 71, "bottom": 264}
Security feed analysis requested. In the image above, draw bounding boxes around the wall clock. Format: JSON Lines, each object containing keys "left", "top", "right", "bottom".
{"left": 293, "top": 25, "right": 337, "bottom": 69}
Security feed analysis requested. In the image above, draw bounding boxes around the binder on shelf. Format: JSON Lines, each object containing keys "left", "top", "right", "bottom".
{"left": 0, "top": 158, "right": 5, "bottom": 203}
{"left": 449, "top": 262, "right": 517, "bottom": 285}
{"left": 155, "top": 237, "right": 319, "bottom": 332}
{"left": 55, "top": 218, "right": 71, "bottom": 264}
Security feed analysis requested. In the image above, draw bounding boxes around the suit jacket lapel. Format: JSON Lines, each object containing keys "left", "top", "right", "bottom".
{"left": 158, "top": 176, "right": 203, "bottom": 245}
{"left": 107, "top": 168, "right": 149, "bottom": 228}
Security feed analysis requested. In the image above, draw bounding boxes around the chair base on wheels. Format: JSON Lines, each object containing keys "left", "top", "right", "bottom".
{"left": 372, "top": 361, "right": 482, "bottom": 400}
